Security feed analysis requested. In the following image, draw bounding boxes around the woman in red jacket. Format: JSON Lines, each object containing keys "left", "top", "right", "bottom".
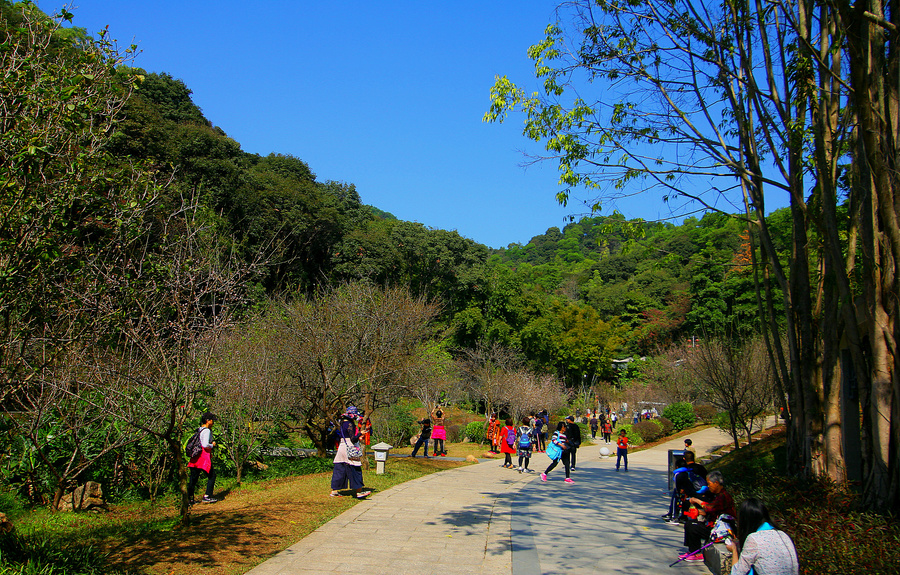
{"left": 499, "top": 418, "right": 517, "bottom": 468}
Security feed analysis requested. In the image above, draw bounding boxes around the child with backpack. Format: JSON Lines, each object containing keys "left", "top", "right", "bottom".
{"left": 499, "top": 418, "right": 517, "bottom": 468}
{"left": 516, "top": 416, "right": 535, "bottom": 473}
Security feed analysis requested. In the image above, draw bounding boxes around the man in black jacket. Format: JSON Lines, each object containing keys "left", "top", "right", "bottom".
{"left": 565, "top": 415, "right": 582, "bottom": 470}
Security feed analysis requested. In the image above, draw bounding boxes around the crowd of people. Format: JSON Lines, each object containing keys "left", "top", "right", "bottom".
{"left": 193, "top": 402, "right": 800, "bottom": 574}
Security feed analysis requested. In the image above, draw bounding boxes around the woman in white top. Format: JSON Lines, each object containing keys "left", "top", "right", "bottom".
{"left": 727, "top": 497, "right": 799, "bottom": 575}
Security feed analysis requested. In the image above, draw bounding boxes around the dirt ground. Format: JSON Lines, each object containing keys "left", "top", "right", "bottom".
{"left": 99, "top": 459, "right": 468, "bottom": 575}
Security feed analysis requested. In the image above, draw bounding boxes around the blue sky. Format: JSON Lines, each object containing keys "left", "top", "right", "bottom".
{"left": 52, "top": 1, "right": 708, "bottom": 248}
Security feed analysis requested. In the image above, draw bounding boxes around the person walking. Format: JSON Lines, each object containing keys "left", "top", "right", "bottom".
{"left": 533, "top": 413, "right": 545, "bottom": 452}
{"left": 589, "top": 414, "right": 599, "bottom": 439}
{"left": 499, "top": 418, "right": 517, "bottom": 468}
{"left": 515, "top": 417, "right": 535, "bottom": 472}
{"left": 187, "top": 412, "right": 219, "bottom": 504}
{"left": 409, "top": 417, "right": 432, "bottom": 458}
{"left": 330, "top": 406, "right": 371, "bottom": 499}
{"left": 541, "top": 421, "right": 573, "bottom": 483}
{"left": 611, "top": 411, "right": 617, "bottom": 429}
{"left": 565, "top": 415, "right": 582, "bottom": 470}
{"left": 602, "top": 419, "right": 612, "bottom": 444}
{"left": 486, "top": 413, "right": 500, "bottom": 453}
{"left": 615, "top": 428, "right": 629, "bottom": 471}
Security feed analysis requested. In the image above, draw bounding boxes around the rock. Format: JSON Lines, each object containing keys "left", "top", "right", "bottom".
{"left": 481, "top": 452, "right": 496, "bottom": 458}
{"left": 0, "top": 512, "right": 13, "bottom": 535}
{"left": 59, "top": 481, "right": 108, "bottom": 513}
{"left": 462, "top": 437, "right": 471, "bottom": 443}
{"left": 465, "top": 454, "right": 478, "bottom": 462}
{"left": 249, "top": 460, "right": 269, "bottom": 471}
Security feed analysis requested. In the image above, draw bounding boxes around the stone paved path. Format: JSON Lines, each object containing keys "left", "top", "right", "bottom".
{"left": 245, "top": 418, "right": 778, "bottom": 575}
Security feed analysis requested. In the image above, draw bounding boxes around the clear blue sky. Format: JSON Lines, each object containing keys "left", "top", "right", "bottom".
{"left": 52, "top": 1, "right": 700, "bottom": 249}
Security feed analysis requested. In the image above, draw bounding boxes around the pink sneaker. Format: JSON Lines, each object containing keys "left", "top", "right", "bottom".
{"left": 540, "top": 473, "right": 548, "bottom": 482}
{"left": 684, "top": 553, "right": 703, "bottom": 562}
{"left": 564, "top": 478, "right": 575, "bottom": 484}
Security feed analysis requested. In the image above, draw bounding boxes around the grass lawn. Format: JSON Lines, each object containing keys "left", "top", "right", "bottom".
{"left": 6, "top": 457, "right": 472, "bottom": 575}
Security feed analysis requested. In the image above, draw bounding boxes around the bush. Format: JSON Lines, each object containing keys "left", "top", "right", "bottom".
{"left": 657, "top": 416, "right": 675, "bottom": 437}
{"left": 446, "top": 424, "right": 463, "bottom": 443}
{"left": 694, "top": 404, "right": 718, "bottom": 423}
{"left": 465, "top": 421, "right": 485, "bottom": 443}
{"left": 632, "top": 420, "right": 665, "bottom": 443}
{"left": 663, "top": 402, "right": 697, "bottom": 431}
{"left": 0, "top": 531, "right": 131, "bottom": 575}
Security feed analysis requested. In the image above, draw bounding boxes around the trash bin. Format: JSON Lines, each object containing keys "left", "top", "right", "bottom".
{"left": 667, "top": 449, "right": 686, "bottom": 492}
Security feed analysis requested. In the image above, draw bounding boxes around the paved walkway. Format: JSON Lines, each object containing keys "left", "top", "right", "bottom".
{"left": 246, "top": 419, "right": 778, "bottom": 575}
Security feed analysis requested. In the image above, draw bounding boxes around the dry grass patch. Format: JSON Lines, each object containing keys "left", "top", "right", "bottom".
{"left": 10, "top": 457, "right": 471, "bottom": 575}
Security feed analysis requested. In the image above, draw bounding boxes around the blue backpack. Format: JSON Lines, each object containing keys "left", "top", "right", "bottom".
{"left": 518, "top": 427, "right": 532, "bottom": 448}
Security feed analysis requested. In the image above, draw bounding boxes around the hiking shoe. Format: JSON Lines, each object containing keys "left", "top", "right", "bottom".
{"left": 540, "top": 473, "right": 548, "bottom": 482}
{"left": 564, "top": 478, "right": 575, "bottom": 484}
{"left": 202, "top": 496, "right": 219, "bottom": 504}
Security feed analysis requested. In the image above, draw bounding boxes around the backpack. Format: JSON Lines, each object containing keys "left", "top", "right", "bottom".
{"left": 518, "top": 427, "right": 532, "bottom": 448}
{"left": 185, "top": 428, "right": 203, "bottom": 459}
{"left": 687, "top": 470, "right": 708, "bottom": 494}
{"left": 506, "top": 427, "right": 516, "bottom": 445}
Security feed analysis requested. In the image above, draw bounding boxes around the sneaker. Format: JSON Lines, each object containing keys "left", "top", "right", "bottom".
{"left": 666, "top": 518, "right": 682, "bottom": 525}
{"left": 540, "top": 473, "right": 548, "bottom": 482}
{"left": 661, "top": 513, "right": 672, "bottom": 519}
{"left": 571, "top": 466, "right": 576, "bottom": 471}
{"left": 518, "top": 466, "right": 523, "bottom": 473}
{"left": 564, "top": 478, "right": 575, "bottom": 484}
{"left": 202, "top": 496, "right": 219, "bottom": 504}
{"left": 524, "top": 468, "right": 534, "bottom": 473}
{"left": 356, "top": 490, "right": 372, "bottom": 499}
{"left": 684, "top": 553, "right": 703, "bottom": 562}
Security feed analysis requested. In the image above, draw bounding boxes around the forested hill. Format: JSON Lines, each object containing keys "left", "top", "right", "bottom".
{"left": 110, "top": 71, "right": 789, "bottom": 385}
{"left": 2, "top": 0, "right": 787, "bottom": 387}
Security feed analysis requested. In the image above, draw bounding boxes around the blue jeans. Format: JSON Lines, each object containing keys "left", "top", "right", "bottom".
{"left": 411, "top": 434, "right": 429, "bottom": 457}
{"left": 616, "top": 448, "right": 628, "bottom": 470}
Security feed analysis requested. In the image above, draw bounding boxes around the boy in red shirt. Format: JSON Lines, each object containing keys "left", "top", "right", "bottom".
{"left": 616, "top": 429, "right": 628, "bottom": 471}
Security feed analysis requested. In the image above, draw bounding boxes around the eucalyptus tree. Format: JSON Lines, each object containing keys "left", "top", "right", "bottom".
{"left": 486, "top": 0, "right": 899, "bottom": 509}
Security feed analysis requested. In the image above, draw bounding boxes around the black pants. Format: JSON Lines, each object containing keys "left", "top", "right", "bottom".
{"left": 544, "top": 451, "right": 571, "bottom": 478}
{"left": 684, "top": 521, "right": 712, "bottom": 553}
{"left": 188, "top": 466, "right": 216, "bottom": 500}
{"left": 518, "top": 454, "right": 530, "bottom": 469}
{"left": 570, "top": 445, "right": 578, "bottom": 468}
{"left": 432, "top": 438, "right": 444, "bottom": 455}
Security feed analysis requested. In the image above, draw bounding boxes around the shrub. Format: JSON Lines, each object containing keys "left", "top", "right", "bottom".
{"left": 663, "top": 402, "right": 697, "bottom": 431}
{"left": 465, "top": 421, "right": 485, "bottom": 443}
{"left": 657, "top": 416, "right": 675, "bottom": 437}
{"left": 632, "top": 420, "right": 665, "bottom": 443}
{"left": 694, "top": 404, "right": 718, "bottom": 423}
{"left": 446, "top": 424, "right": 463, "bottom": 443}
{"left": 0, "top": 531, "right": 129, "bottom": 575}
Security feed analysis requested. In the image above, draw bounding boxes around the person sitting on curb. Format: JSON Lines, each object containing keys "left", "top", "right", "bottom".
{"left": 726, "top": 497, "right": 799, "bottom": 575}
{"left": 680, "top": 470, "right": 735, "bottom": 562}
